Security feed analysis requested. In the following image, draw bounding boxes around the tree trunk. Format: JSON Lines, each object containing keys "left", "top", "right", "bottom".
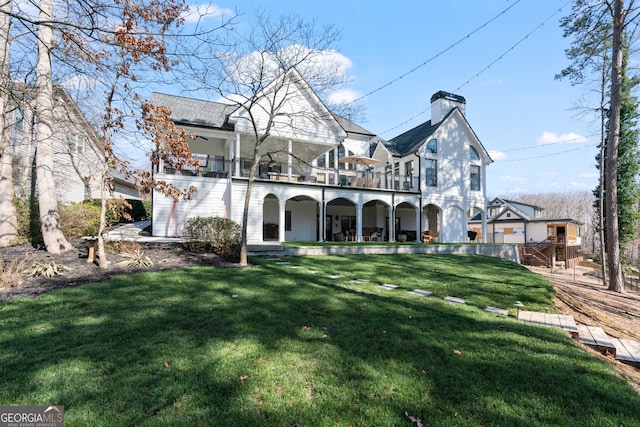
{"left": 0, "top": 1, "right": 18, "bottom": 247}
{"left": 238, "top": 140, "right": 262, "bottom": 266}
{"left": 605, "top": 0, "right": 624, "bottom": 292}
{"left": 35, "top": 0, "right": 73, "bottom": 253}
{"left": 599, "top": 51, "right": 608, "bottom": 289}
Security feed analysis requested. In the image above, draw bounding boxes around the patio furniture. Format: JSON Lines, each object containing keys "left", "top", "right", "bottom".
{"left": 365, "top": 231, "right": 378, "bottom": 242}
{"left": 333, "top": 232, "right": 344, "bottom": 242}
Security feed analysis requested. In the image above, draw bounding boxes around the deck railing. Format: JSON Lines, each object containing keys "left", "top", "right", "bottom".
{"left": 163, "top": 158, "right": 419, "bottom": 192}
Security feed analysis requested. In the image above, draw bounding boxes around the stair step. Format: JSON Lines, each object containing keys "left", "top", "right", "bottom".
{"left": 611, "top": 338, "right": 640, "bottom": 365}
{"left": 578, "top": 325, "right": 617, "bottom": 357}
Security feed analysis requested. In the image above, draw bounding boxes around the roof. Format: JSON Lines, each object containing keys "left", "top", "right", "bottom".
{"left": 150, "top": 93, "right": 236, "bottom": 130}
{"left": 385, "top": 119, "right": 440, "bottom": 156}
{"left": 333, "top": 114, "right": 376, "bottom": 137}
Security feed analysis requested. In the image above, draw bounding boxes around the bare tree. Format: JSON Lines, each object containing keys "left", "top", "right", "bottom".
{"left": 34, "top": 0, "right": 73, "bottom": 253}
{"left": 180, "top": 11, "right": 354, "bottom": 265}
{"left": 0, "top": 0, "right": 18, "bottom": 247}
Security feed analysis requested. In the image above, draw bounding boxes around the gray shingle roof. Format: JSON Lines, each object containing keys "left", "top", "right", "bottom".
{"left": 333, "top": 114, "right": 376, "bottom": 137}
{"left": 385, "top": 119, "right": 439, "bottom": 156}
{"left": 150, "top": 93, "right": 236, "bottom": 129}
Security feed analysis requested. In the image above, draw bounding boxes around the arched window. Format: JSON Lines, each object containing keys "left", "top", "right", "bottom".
{"left": 470, "top": 146, "right": 480, "bottom": 161}
{"left": 425, "top": 139, "right": 437, "bottom": 154}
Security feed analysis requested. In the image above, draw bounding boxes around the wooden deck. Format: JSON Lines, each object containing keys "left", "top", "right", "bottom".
{"left": 517, "top": 310, "right": 579, "bottom": 339}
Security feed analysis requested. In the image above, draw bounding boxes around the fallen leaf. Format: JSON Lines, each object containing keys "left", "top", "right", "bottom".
{"left": 454, "top": 349, "right": 462, "bottom": 356}
{"left": 302, "top": 326, "right": 311, "bottom": 331}
{"left": 239, "top": 375, "right": 248, "bottom": 381}
{"left": 305, "top": 386, "right": 314, "bottom": 400}
{"left": 404, "top": 411, "right": 424, "bottom": 427}
{"left": 322, "top": 334, "right": 327, "bottom": 338}
{"left": 231, "top": 294, "right": 238, "bottom": 299}
{"left": 164, "top": 361, "right": 169, "bottom": 368}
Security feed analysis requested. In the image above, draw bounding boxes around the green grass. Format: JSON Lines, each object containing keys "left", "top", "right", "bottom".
{"left": 1, "top": 254, "right": 639, "bottom": 426}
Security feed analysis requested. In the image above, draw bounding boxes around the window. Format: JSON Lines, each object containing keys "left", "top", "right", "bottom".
{"left": 404, "top": 160, "right": 413, "bottom": 177}
{"left": 14, "top": 107, "right": 24, "bottom": 130}
{"left": 470, "top": 146, "right": 480, "bottom": 161}
{"left": 70, "top": 134, "right": 85, "bottom": 155}
{"left": 425, "top": 138, "right": 437, "bottom": 153}
{"left": 470, "top": 165, "right": 480, "bottom": 191}
{"left": 425, "top": 159, "right": 437, "bottom": 187}
{"left": 317, "top": 153, "right": 326, "bottom": 167}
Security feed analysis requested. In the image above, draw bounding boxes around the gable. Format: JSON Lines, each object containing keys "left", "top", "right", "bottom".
{"left": 228, "top": 69, "right": 347, "bottom": 145}
{"left": 492, "top": 207, "right": 527, "bottom": 222}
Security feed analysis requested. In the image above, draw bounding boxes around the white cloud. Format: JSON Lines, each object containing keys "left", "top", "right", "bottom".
{"left": 536, "top": 171, "right": 558, "bottom": 177}
{"left": 579, "top": 172, "right": 599, "bottom": 179}
{"left": 488, "top": 150, "right": 506, "bottom": 160}
{"left": 327, "top": 88, "right": 362, "bottom": 105}
{"left": 538, "top": 131, "right": 588, "bottom": 144}
{"left": 500, "top": 175, "right": 527, "bottom": 183}
{"left": 183, "top": 4, "right": 234, "bottom": 24}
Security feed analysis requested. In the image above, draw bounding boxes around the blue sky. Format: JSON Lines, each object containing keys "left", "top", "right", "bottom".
{"left": 187, "top": 0, "right": 600, "bottom": 197}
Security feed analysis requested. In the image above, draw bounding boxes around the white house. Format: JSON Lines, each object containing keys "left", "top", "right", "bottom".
{"left": 8, "top": 85, "right": 142, "bottom": 203}
{"left": 469, "top": 197, "right": 583, "bottom": 267}
{"left": 150, "top": 69, "right": 493, "bottom": 243}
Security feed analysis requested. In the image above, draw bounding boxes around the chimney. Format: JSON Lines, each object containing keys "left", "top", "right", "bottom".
{"left": 430, "top": 91, "right": 466, "bottom": 124}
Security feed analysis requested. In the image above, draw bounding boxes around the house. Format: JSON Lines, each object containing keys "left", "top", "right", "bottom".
{"left": 150, "top": 69, "right": 493, "bottom": 244}
{"left": 469, "top": 197, "right": 583, "bottom": 268}
{"left": 7, "top": 85, "right": 143, "bottom": 202}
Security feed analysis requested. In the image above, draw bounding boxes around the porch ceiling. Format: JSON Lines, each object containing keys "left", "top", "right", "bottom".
{"left": 239, "top": 136, "right": 334, "bottom": 164}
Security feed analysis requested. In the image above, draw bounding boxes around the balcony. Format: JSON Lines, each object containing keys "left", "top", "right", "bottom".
{"left": 161, "top": 157, "right": 419, "bottom": 192}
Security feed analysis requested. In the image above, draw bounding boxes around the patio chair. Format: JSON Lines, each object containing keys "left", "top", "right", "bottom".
{"left": 365, "top": 231, "right": 378, "bottom": 242}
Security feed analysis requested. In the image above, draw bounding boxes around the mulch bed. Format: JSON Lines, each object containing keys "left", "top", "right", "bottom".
{"left": 0, "top": 239, "right": 240, "bottom": 302}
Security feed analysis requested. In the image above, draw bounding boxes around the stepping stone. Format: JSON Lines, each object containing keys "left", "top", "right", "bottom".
{"left": 578, "top": 325, "right": 617, "bottom": 356}
{"left": 350, "top": 279, "right": 367, "bottom": 283}
{"left": 379, "top": 284, "right": 398, "bottom": 290}
{"left": 308, "top": 270, "right": 321, "bottom": 274}
{"left": 485, "top": 306, "right": 509, "bottom": 316}
{"left": 408, "top": 289, "right": 432, "bottom": 297}
{"left": 327, "top": 275, "right": 341, "bottom": 279}
{"left": 444, "top": 296, "right": 465, "bottom": 304}
{"left": 266, "top": 258, "right": 281, "bottom": 261}
{"left": 276, "top": 261, "right": 290, "bottom": 265}
{"left": 611, "top": 338, "right": 640, "bottom": 365}
{"left": 519, "top": 310, "right": 579, "bottom": 338}
{"left": 288, "top": 266, "right": 305, "bottom": 269}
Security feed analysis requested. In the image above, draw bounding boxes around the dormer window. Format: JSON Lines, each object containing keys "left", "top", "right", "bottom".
{"left": 470, "top": 146, "right": 479, "bottom": 161}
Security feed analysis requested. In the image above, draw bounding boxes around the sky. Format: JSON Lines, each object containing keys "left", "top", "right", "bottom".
{"left": 181, "top": 0, "right": 601, "bottom": 198}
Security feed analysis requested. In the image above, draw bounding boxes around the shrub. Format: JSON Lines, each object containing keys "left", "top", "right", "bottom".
{"left": 0, "top": 254, "right": 31, "bottom": 287}
{"left": 60, "top": 202, "right": 102, "bottom": 238}
{"left": 23, "top": 261, "right": 71, "bottom": 278}
{"left": 182, "top": 216, "right": 241, "bottom": 260}
{"left": 117, "top": 241, "right": 153, "bottom": 268}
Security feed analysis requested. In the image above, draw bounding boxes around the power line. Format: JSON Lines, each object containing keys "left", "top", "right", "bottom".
{"left": 495, "top": 143, "right": 598, "bottom": 162}
{"left": 502, "top": 135, "right": 592, "bottom": 152}
{"left": 378, "top": 1, "right": 572, "bottom": 137}
{"left": 346, "top": 0, "right": 524, "bottom": 106}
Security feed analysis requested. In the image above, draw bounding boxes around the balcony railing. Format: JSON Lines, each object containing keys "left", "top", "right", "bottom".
{"left": 161, "top": 157, "right": 419, "bottom": 192}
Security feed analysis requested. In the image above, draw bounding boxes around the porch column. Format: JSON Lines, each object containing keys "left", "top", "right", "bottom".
{"left": 279, "top": 201, "right": 286, "bottom": 243}
{"left": 234, "top": 132, "right": 240, "bottom": 177}
{"left": 481, "top": 200, "right": 488, "bottom": 244}
{"left": 227, "top": 139, "right": 234, "bottom": 177}
{"left": 390, "top": 160, "right": 395, "bottom": 190}
{"left": 414, "top": 206, "right": 421, "bottom": 242}
{"left": 389, "top": 205, "right": 395, "bottom": 242}
{"left": 288, "top": 140, "right": 293, "bottom": 180}
{"left": 334, "top": 148, "right": 339, "bottom": 184}
{"left": 356, "top": 204, "right": 363, "bottom": 242}
{"left": 319, "top": 202, "right": 325, "bottom": 242}
{"left": 482, "top": 163, "right": 488, "bottom": 243}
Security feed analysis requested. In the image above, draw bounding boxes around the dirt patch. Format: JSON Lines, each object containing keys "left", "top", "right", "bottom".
{"left": 528, "top": 265, "right": 640, "bottom": 393}
{"left": 0, "top": 239, "right": 241, "bottom": 301}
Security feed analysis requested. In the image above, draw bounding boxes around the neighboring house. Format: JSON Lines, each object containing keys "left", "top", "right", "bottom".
{"left": 150, "top": 69, "right": 493, "bottom": 244}
{"left": 7, "top": 85, "right": 142, "bottom": 202}
{"left": 469, "top": 197, "right": 583, "bottom": 268}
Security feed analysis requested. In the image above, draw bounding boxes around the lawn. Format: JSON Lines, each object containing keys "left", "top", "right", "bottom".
{"left": 1, "top": 254, "right": 639, "bottom": 426}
